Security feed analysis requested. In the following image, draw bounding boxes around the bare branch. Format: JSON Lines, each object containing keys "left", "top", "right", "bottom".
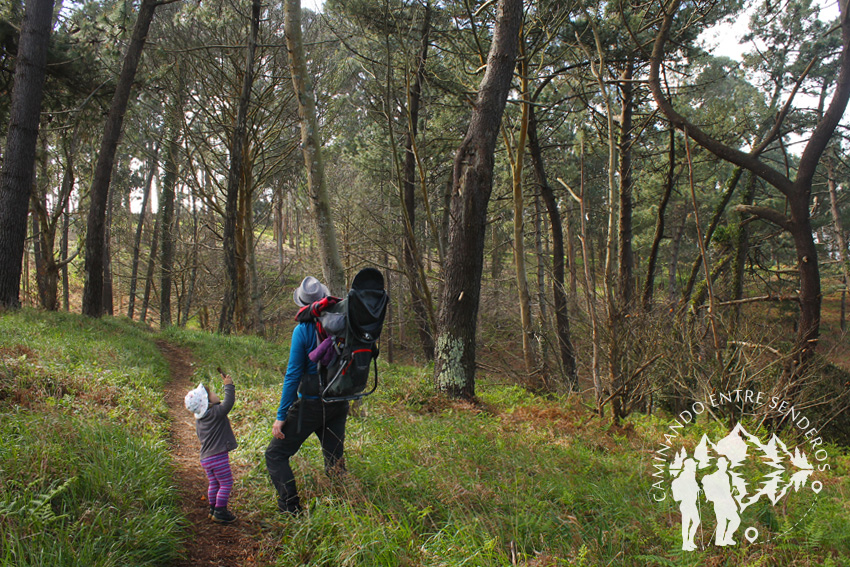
{"left": 752, "top": 56, "right": 819, "bottom": 156}
{"left": 728, "top": 341, "right": 783, "bottom": 357}
{"left": 647, "top": 0, "right": 795, "bottom": 196}
{"left": 556, "top": 177, "right": 581, "bottom": 204}
{"left": 733, "top": 204, "right": 793, "bottom": 232}
{"left": 796, "top": 1, "right": 850, "bottom": 188}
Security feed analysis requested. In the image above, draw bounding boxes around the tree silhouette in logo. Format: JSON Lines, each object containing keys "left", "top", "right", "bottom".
{"left": 669, "top": 423, "right": 815, "bottom": 550}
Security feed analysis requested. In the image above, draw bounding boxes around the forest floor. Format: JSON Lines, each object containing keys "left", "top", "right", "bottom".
{"left": 158, "top": 340, "right": 262, "bottom": 566}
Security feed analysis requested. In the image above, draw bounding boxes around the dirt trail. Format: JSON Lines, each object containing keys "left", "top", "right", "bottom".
{"left": 158, "top": 340, "right": 262, "bottom": 566}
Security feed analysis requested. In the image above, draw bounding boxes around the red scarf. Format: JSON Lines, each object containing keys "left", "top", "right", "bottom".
{"left": 295, "top": 296, "right": 341, "bottom": 341}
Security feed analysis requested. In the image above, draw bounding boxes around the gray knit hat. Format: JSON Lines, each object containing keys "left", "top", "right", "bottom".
{"left": 293, "top": 276, "right": 330, "bottom": 307}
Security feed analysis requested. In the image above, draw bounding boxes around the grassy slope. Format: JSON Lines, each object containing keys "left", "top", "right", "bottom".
{"left": 1, "top": 310, "right": 848, "bottom": 566}
{"left": 0, "top": 309, "right": 180, "bottom": 566}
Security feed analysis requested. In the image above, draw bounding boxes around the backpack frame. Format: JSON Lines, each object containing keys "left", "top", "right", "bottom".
{"left": 317, "top": 268, "right": 388, "bottom": 402}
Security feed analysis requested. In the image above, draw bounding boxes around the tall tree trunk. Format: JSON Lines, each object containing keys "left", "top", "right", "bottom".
{"left": 32, "top": 203, "right": 47, "bottom": 306}
{"left": 46, "top": 129, "right": 80, "bottom": 311}
{"left": 384, "top": 251, "right": 394, "bottom": 364}
{"left": 61, "top": 208, "right": 69, "bottom": 311}
{"left": 583, "top": 18, "right": 622, "bottom": 420}
{"left": 141, "top": 194, "right": 161, "bottom": 324}
{"left": 159, "top": 155, "right": 176, "bottom": 328}
{"left": 275, "top": 189, "right": 284, "bottom": 272}
{"left": 643, "top": 127, "right": 676, "bottom": 311}
{"left": 434, "top": 0, "right": 522, "bottom": 398}
{"left": 23, "top": 228, "right": 30, "bottom": 304}
{"left": 128, "top": 141, "right": 159, "bottom": 319}
{"left": 294, "top": 201, "right": 301, "bottom": 257}
{"left": 528, "top": 104, "right": 577, "bottom": 389}
{"left": 491, "top": 218, "right": 504, "bottom": 281}
{"left": 617, "top": 61, "right": 635, "bottom": 310}
{"left": 574, "top": 146, "right": 604, "bottom": 410}
{"left": 59, "top": 133, "right": 77, "bottom": 313}
{"left": 36, "top": 101, "right": 86, "bottom": 311}
{"left": 534, "top": 194, "right": 552, "bottom": 383}
{"left": 0, "top": 0, "right": 55, "bottom": 309}
{"left": 236, "top": 151, "right": 253, "bottom": 330}
{"left": 826, "top": 154, "right": 850, "bottom": 331}
{"left": 402, "top": 2, "right": 435, "bottom": 361}
{"left": 102, "top": 181, "right": 114, "bottom": 315}
{"left": 32, "top": 140, "right": 53, "bottom": 309}
{"left": 82, "top": 0, "right": 158, "bottom": 317}
{"left": 441, "top": 177, "right": 451, "bottom": 264}
{"left": 565, "top": 205, "right": 577, "bottom": 297}
{"left": 511, "top": 40, "right": 537, "bottom": 379}
{"left": 181, "top": 193, "right": 199, "bottom": 327}
{"left": 220, "top": 0, "right": 260, "bottom": 333}
{"left": 247, "top": 184, "right": 265, "bottom": 335}
{"left": 668, "top": 211, "right": 687, "bottom": 302}
{"left": 342, "top": 213, "right": 351, "bottom": 281}
{"left": 283, "top": 0, "right": 345, "bottom": 295}
{"left": 732, "top": 172, "right": 757, "bottom": 324}
{"left": 160, "top": 83, "right": 184, "bottom": 329}
{"left": 788, "top": 194, "right": 821, "bottom": 365}
{"left": 174, "top": 186, "right": 184, "bottom": 322}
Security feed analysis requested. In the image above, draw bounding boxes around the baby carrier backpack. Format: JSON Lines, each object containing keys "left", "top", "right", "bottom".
{"left": 302, "top": 268, "right": 388, "bottom": 402}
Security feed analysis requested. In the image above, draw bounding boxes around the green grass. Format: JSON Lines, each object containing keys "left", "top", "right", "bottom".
{"left": 181, "top": 328, "right": 845, "bottom": 566}
{"left": 1, "top": 310, "right": 848, "bottom": 566}
{"left": 0, "top": 309, "right": 181, "bottom": 566}
{"left": 225, "top": 345, "right": 849, "bottom": 566}
{"left": 0, "top": 411, "right": 181, "bottom": 566}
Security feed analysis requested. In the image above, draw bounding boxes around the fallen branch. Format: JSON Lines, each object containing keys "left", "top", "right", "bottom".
{"left": 727, "top": 340, "right": 783, "bottom": 357}
{"left": 696, "top": 294, "right": 800, "bottom": 309}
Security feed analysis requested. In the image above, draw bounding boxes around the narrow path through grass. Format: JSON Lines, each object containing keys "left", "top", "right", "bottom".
{"left": 158, "top": 340, "right": 261, "bottom": 566}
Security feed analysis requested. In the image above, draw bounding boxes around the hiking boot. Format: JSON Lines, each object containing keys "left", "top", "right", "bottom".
{"left": 277, "top": 499, "right": 303, "bottom": 517}
{"left": 212, "top": 507, "right": 237, "bottom": 524}
{"left": 208, "top": 505, "right": 215, "bottom": 520}
{"left": 325, "top": 460, "right": 348, "bottom": 482}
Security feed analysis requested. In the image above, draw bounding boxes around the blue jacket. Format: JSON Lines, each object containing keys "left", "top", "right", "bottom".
{"left": 276, "top": 322, "right": 318, "bottom": 420}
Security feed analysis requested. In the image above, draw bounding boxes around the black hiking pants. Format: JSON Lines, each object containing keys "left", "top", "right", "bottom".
{"left": 265, "top": 398, "right": 349, "bottom": 512}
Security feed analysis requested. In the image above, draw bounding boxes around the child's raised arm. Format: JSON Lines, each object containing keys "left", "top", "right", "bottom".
{"left": 216, "top": 367, "right": 235, "bottom": 412}
{"left": 218, "top": 366, "right": 234, "bottom": 386}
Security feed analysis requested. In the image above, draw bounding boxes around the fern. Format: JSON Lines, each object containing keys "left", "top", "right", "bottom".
{"left": 0, "top": 477, "right": 75, "bottom": 526}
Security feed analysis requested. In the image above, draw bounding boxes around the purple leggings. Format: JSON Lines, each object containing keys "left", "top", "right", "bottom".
{"left": 200, "top": 452, "right": 233, "bottom": 508}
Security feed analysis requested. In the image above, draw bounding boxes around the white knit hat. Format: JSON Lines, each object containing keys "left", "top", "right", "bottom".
{"left": 184, "top": 383, "right": 209, "bottom": 419}
{"left": 293, "top": 276, "right": 330, "bottom": 307}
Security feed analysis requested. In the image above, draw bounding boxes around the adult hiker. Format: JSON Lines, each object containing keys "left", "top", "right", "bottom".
{"left": 265, "top": 276, "right": 348, "bottom": 516}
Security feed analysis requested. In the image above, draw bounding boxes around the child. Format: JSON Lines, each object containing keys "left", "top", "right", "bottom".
{"left": 184, "top": 373, "right": 238, "bottom": 524}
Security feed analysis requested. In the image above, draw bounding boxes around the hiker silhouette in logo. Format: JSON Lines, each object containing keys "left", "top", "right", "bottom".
{"left": 264, "top": 276, "right": 348, "bottom": 516}
{"left": 701, "top": 457, "right": 741, "bottom": 546}
{"left": 671, "top": 457, "right": 700, "bottom": 551}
